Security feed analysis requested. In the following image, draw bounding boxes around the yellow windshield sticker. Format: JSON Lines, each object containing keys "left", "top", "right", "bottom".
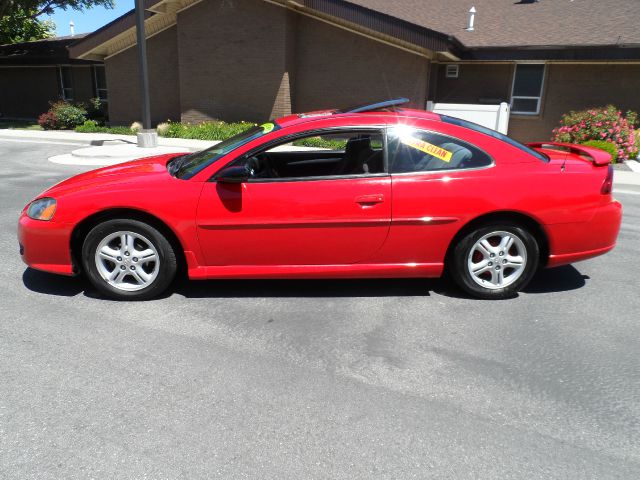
{"left": 401, "top": 136, "right": 452, "bottom": 163}
{"left": 261, "top": 122, "right": 275, "bottom": 134}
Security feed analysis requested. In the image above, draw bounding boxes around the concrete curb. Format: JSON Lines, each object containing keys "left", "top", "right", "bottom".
{"left": 0, "top": 129, "right": 216, "bottom": 150}
{"left": 48, "top": 144, "right": 190, "bottom": 166}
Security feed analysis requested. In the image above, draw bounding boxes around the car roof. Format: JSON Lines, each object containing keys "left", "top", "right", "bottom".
{"left": 275, "top": 107, "right": 442, "bottom": 128}
{"left": 274, "top": 98, "right": 441, "bottom": 128}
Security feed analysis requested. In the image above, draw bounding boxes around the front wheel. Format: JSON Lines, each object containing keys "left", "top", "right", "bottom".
{"left": 82, "top": 219, "right": 177, "bottom": 300}
{"left": 449, "top": 223, "right": 539, "bottom": 299}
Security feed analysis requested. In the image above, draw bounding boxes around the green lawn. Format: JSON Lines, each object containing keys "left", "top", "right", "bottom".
{"left": 0, "top": 120, "right": 42, "bottom": 131}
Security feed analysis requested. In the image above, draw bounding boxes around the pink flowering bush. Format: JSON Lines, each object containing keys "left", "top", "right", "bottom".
{"left": 552, "top": 105, "right": 638, "bottom": 162}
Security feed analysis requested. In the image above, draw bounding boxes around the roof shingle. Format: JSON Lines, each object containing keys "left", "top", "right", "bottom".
{"left": 345, "top": 0, "right": 640, "bottom": 48}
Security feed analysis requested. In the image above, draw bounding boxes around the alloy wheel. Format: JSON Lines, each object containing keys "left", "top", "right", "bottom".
{"left": 467, "top": 230, "right": 527, "bottom": 290}
{"left": 94, "top": 231, "right": 160, "bottom": 292}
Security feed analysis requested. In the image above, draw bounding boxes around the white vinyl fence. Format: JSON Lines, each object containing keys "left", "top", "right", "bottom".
{"left": 426, "top": 101, "right": 510, "bottom": 135}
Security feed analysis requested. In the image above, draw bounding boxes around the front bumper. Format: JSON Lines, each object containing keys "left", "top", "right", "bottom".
{"left": 18, "top": 213, "right": 76, "bottom": 276}
{"left": 546, "top": 199, "right": 622, "bottom": 267}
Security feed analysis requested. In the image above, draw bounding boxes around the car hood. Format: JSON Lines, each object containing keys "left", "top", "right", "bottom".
{"left": 43, "top": 152, "right": 186, "bottom": 197}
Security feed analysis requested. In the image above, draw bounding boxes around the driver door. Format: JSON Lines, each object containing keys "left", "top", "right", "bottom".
{"left": 195, "top": 129, "right": 391, "bottom": 266}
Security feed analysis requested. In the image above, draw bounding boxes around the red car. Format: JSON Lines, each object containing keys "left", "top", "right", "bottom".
{"left": 18, "top": 99, "right": 622, "bottom": 300}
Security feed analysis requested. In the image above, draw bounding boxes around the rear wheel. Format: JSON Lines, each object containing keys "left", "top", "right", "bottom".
{"left": 450, "top": 223, "right": 539, "bottom": 299}
{"left": 82, "top": 219, "right": 177, "bottom": 300}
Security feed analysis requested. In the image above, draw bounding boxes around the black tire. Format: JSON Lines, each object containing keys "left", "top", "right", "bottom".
{"left": 81, "top": 219, "right": 177, "bottom": 300}
{"left": 449, "top": 222, "right": 539, "bottom": 299}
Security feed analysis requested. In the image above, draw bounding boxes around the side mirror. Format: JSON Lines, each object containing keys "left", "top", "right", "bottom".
{"left": 216, "top": 165, "right": 250, "bottom": 183}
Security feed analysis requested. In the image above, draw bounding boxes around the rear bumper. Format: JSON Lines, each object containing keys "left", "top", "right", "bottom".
{"left": 546, "top": 199, "right": 622, "bottom": 267}
{"left": 18, "top": 214, "right": 75, "bottom": 276}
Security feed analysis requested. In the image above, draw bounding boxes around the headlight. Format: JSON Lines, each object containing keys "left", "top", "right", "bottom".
{"left": 27, "top": 197, "right": 57, "bottom": 221}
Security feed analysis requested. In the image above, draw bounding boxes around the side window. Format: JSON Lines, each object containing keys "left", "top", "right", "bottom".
{"left": 388, "top": 127, "right": 492, "bottom": 174}
{"left": 93, "top": 65, "right": 108, "bottom": 101}
{"left": 236, "top": 130, "right": 385, "bottom": 180}
{"left": 511, "top": 64, "right": 545, "bottom": 115}
{"left": 58, "top": 66, "right": 74, "bottom": 101}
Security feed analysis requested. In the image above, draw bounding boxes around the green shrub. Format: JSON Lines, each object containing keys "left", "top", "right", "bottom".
{"left": 156, "top": 122, "right": 170, "bottom": 136}
{"left": 37, "top": 111, "right": 58, "bottom": 130}
{"left": 108, "top": 126, "right": 136, "bottom": 135}
{"left": 85, "top": 97, "right": 107, "bottom": 124}
{"left": 159, "top": 120, "right": 256, "bottom": 140}
{"left": 50, "top": 101, "right": 87, "bottom": 129}
{"left": 581, "top": 140, "right": 618, "bottom": 164}
{"left": 552, "top": 105, "right": 638, "bottom": 161}
{"left": 75, "top": 119, "right": 263, "bottom": 140}
{"left": 292, "top": 136, "right": 347, "bottom": 149}
{"left": 75, "top": 119, "right": 99, "bottom": 132}
{"left": 75, "top": 120, "right": 135, "bottom": 135}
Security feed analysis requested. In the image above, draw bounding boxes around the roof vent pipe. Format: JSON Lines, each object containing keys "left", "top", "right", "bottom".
{"left": 466, "top": 6, "right": 476, "bottom": 31}
{"left": 69, "top": 20, "right": 75, "bottom": 36}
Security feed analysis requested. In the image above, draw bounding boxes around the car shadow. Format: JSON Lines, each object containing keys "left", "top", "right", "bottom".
{"left": 21, "top": 264, "right": 589, "bottom": 300}
{"left": 22, "top": 268, "right": 85, "bottom": 297}
{"left": 523, "top": 265, "right": 589, "bottom": 294}
{"left": 89, "top": 139, "right": 136, "bottom": 146}
{"left": 172, "top": 277, "right": 436, "bottom": 298}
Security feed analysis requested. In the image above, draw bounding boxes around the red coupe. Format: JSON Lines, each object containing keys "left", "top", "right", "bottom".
{"left": 18, "top": 99, "right": 622, "bottom": 300}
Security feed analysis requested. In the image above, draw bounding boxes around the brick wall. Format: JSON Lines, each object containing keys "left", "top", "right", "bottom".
{"left": 105, "top": 26, "right": 180, "bottom": 126}
{"left": 177, "top": 0, "right": 292, "bottom": 123}
{"left": 432, "top": 63, "right": 513, "bottom": 105}
{"left": 0, "top": 67, "right": 60, "bottom": 118}
{"left": 174, "top": 0, "right": 429, "bottom": 123}
{"left": 293, "top": 15, "right": 430, "bottom": 112}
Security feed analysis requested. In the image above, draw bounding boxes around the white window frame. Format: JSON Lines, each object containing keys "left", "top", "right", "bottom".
{"left": 93, "top": 65, "right": 108, "bottom": 102}
{"left": 510, "top": 63, "right": 545, "bottom": 115}
{"left": 58, "top": 66, "right": 74, "bottom": 101}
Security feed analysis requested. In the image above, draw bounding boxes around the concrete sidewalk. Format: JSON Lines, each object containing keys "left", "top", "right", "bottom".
{"left": 0, "top": 128, "right": 215, "bottom": 149}
{"left": 0, "top": 128, "right": 217, "bottom": 166}
{"left": 614, "top": 169, "right": 640, "bottom": 187}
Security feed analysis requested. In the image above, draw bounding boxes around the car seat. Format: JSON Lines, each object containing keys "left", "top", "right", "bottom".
{"left": 333, "top": 136, "right": 373, "bottom": 175}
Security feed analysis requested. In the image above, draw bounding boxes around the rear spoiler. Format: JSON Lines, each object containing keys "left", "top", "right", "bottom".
{"left": 527, "top": 142, "right": 611, "bottom": 166}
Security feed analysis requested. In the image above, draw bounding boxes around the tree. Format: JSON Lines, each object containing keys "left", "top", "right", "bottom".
{"left": 0, "top": 6, "right": 55, "bottom": 44}
{"left": 0, "top": 0, "right": 114, "bottom": 44}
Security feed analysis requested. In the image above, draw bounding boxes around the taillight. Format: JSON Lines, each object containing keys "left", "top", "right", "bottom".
{"left": 601, "top": 165, "right": 613, "bottom": 194}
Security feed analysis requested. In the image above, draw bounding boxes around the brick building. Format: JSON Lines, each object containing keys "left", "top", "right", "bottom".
{"left": 69, "top": 0, "right": 639, "bottom": 142}
{"left": 0, "top": 35, "right": 104, "bottom": 119}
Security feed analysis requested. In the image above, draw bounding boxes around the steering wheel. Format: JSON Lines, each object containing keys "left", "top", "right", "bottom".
{"left": 246, "top": 155, "right": 279, "bottom": 178}
{"left": 245, "top": 156, "right": 261, "bottom": 177}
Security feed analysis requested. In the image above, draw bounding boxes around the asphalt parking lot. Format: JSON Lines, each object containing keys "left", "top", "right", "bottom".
{"left": 1, "top": 139, "right": 639, "bottom": 479}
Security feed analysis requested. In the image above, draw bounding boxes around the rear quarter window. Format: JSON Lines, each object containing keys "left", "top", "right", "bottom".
{"left": 440, "top": 115, "right": 549, "bottom": 163}
{"left": 388, "top": 127, "right": 493, "bottom": 173}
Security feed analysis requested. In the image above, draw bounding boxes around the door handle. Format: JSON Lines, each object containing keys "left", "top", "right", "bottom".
{"left": 355, "top": 194, "right": 384, "bottom": 206}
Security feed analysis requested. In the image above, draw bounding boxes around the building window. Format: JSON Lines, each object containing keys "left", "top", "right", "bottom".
{"left": 93, "top": 65, "right": 108, "bottom": 102}
{"left": 445, "top": 64, "right": 459, "bottom": 78}
{"left": 510, "top": 63, "right": 545, "bottom": 115}
{"left": 58, "top": 66, "right": 74, "bottom": 101}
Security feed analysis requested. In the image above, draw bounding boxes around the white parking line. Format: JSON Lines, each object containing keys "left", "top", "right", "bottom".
{"left": 0, "top": 138, "right": 84, "bottom": 147}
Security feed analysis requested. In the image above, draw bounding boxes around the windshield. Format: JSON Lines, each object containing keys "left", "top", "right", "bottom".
{"left": 440, "top": 115, "right": 549, "bottom": 163}
{"left": 170, "top": 123, "right": 280, "bottom": 179}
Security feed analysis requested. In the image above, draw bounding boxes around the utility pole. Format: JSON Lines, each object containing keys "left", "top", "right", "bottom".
{"left": 134, "top": 0, "right": 157, "bottom": 147}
